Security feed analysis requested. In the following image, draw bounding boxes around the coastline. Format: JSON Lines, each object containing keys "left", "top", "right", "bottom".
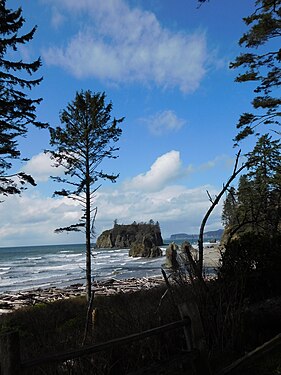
{"left": 0, "top": 276, "right": 165, "bottom": 314}
{"left": 0, "top": 244, "right": 222, "bottom": 315}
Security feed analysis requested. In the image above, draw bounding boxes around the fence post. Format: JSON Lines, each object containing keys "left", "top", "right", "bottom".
{"left": 178, "top": 303, "right": 193, "bottom": 351}
{"left": 0, "top": 331, "right": 21, "bottom": 375}
{"left": 178, "top": 302, "right": 212, "bottom": 375}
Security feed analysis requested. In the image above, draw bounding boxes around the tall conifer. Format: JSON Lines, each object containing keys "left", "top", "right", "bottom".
{"left": 48, "top": 90, "right": 123, "bottom": 301}
{"left": 230, "top": 0, "right": 281, "bottom": 143}
{"left": 0, "top": 1, "right": 47, "bottom": 196}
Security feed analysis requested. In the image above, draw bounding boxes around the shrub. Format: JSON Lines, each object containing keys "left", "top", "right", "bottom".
{"left": 218, "top": 233, "right": 281, "bottom": 299}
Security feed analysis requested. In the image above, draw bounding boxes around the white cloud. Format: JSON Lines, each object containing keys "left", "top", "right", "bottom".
{"left": 23, "top": 152, "right": 64, "bottom": 182}
{"left": 94, "top": 183, "right": 223, "bottom": 239}
{"left": 43, "top": 0, "right": 209, "bottom": 93}
{"left": 124, "top": 150, "right": 192, "bottom": 192}
{"left": 0, "top": 194, "right": 82, "bottom": 246}
{"left": 143, "top": 110, "right": 186, "bottom": 135}
{"left": 0, "top": 150, "right": 224, "bottom": 246}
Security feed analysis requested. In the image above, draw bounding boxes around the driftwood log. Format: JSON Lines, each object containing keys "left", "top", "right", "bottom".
{"left": 0, "top": 277, "right": 164, "bottom": 314}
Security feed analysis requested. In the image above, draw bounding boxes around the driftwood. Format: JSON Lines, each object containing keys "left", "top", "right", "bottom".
{"left": 0, "top": 277, "right": 164, "bottom": 314}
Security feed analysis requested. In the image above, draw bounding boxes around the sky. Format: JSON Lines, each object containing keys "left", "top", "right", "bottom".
{"left": 1, "top": 0, "right": 258, "bottom": 247}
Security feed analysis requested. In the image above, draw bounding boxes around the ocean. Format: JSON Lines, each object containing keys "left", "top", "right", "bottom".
{"left": 0, "top": 240, "right": 220, "bottom": 293}
{"left": 0, "top": 243, "right": 169, "bottom": 293}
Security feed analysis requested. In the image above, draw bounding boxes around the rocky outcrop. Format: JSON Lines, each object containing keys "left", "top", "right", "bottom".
{"left": 165, "top": 241, "right": 198, "bottom": 270}
{"left": 129, "top": 236, "right": 162, "bottom": 258}
{"left": 95, "top": 230, "right": 114, "bottom": 248}
{"left": 96, "top": 222, "right": 164, "bottom": 257}
{"left": 165, "top": 242, "right": 180, "bottom": 269}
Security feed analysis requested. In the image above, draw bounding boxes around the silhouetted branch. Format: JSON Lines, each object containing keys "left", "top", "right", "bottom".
{"left": 198, "top": 150, "right": 248, "bottom": 275}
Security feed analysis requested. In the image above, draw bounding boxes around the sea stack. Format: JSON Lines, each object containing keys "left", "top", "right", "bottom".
{"left": 96, "top": 221, "right": 163, "bottom": 257}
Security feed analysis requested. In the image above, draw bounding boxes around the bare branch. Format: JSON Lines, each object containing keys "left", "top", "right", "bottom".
{"left": 198, "top": 150, "right": 248, "bottom": 275}
{"left": 206, "top": 190, "right": 213, "bottom": 204}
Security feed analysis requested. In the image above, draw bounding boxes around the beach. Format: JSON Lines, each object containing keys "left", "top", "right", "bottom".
{"left": 0, "top": 243, "right": 222, "bottom": 314}
{"left": 0, "top": 277, "right": 166, "bottom": 314}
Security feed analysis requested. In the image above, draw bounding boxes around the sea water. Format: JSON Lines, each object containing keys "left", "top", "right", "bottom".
{"left": 0, "top": 244, "right": 167, "bottom": 292}
{"left": 0, "top": 241, "right": 218, "bottom": 293}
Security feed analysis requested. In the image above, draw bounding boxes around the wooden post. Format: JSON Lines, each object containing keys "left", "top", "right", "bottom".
{"left": 0, "top": 331, "right": 21, "bottom": 375}
{"left": 178, "top": 302, "right": 212, "bottom": 375}
{"left": 177, "top": 303, "right": 193, "bottom": 351}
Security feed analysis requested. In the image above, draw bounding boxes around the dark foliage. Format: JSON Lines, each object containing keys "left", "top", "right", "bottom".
{"left": 0, "top": 287, "right": 193, "bottom": 375}
{"left": 219, "top": 233, "right": 281, "bottom": 299}
{"left": 0, "top": 0, "right": 47, "bottom": 196}
{"left": 230, "top": 0, "right": 281, "bottom": 143}
{"left": 222, "top": 134, "right": 281, "bottom": 238}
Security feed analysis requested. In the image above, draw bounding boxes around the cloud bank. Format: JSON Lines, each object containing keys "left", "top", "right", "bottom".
{"left": 0, "top": 150, "right": 223, "bottom": 246}
{"left": 43, "top": 0, "right": 209, "bottom": 93}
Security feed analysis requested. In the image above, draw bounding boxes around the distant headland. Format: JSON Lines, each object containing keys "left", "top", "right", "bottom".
{"left": 169, "top": 229, "right": 223, "bottom": 241}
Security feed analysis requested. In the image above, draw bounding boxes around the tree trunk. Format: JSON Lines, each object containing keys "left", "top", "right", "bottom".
{"left": 198, "top": 151, "right": 247, "bottom": 275}
{"left": 85, "top": 152, "right": 92, "bottom": 302}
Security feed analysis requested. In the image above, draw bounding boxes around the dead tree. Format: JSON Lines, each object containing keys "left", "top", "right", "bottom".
{"left": 198, "top": 150, "right": 249, "bottom": 275}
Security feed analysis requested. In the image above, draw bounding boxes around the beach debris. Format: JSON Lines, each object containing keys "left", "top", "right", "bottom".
{"left": 0, "top": 277, "right": 164, "bottom": 314}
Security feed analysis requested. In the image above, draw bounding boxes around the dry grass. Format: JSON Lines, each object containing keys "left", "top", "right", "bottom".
{"left": 0, "top": 285, "right": 194, "bottom": 374}
{"left": 1, "top": 279, "right": 281, "bottom": 374}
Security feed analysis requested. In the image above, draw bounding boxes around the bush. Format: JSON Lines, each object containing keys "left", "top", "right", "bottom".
{"left": 218, "top": 233, "right": 281, "bottom": 299}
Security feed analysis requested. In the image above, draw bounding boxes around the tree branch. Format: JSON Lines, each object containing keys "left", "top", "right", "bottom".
{"left": 197, "top": 150, "right": 248, "bottom": 275}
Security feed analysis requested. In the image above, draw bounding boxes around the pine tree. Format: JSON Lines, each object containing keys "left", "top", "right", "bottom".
{"left": 230, "top": 0, "right": 281, "bottom": 143}
{"left": 237, "top": 174, "right": 259, "bottom": 232}
{"left": 0, "top": 1, "right": 47, "bottom": 196}
{"left": 223, "top": 135, "right": 281, "bottom": 237}
{"left": 221, "top": 187, "right": 237, "bottom": 227}
{"left": 245, "top": 134, "right": 281, "bottom": 232}
{"left": 220, "top": 137, "right": 281, "bottom": 294}
{"left": 48, "top": 90, "right": 123, "bottom": 301}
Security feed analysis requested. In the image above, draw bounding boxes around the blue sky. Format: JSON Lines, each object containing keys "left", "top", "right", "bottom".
{"left": 1, "top": 0, "right": 258, "bottom": 246}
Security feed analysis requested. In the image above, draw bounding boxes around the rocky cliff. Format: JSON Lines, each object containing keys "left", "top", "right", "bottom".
{"left": 96, "top": 222, "right": 163, "bottom": 257}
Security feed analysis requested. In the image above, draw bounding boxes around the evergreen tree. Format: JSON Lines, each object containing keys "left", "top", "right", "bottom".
{"left": 220, "top": 136, "right": 281, "bottom": 295}
{"left": 237, "top": 174, "right": 260, "bottom": 232}
{"left": 223, "top": 134, "right": 281, "bottom": 236}
{"left": 48, "top": 90, "right": 123, "bottom": 301}
{"left": 245, "top": 134, "right": 281, "bottom": 231}
{"left": 0, "top": 1, "right": 47, "bottom": 196}
{"left": 247, "top": 134, "right": 281, "bottom": 189}
{"left": 230, "top": 0, "right": 281, "bottom": 143}
{"left": 221, "top": 186, "right": 237, "bottom": 227}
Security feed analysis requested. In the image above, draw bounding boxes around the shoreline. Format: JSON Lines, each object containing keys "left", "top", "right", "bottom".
{"left": 0, "top": 276, "right": 165, "bottom": 315}
{"left": 0, "top": 244, "right": 222, "bottom": 315}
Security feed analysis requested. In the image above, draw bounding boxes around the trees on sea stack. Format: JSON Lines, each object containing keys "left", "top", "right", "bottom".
{"left": 48, "top": 90, "right": 123, "bottom": 301}
{"left": 0, "top": 1, "right": 47, "bottom": 196}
